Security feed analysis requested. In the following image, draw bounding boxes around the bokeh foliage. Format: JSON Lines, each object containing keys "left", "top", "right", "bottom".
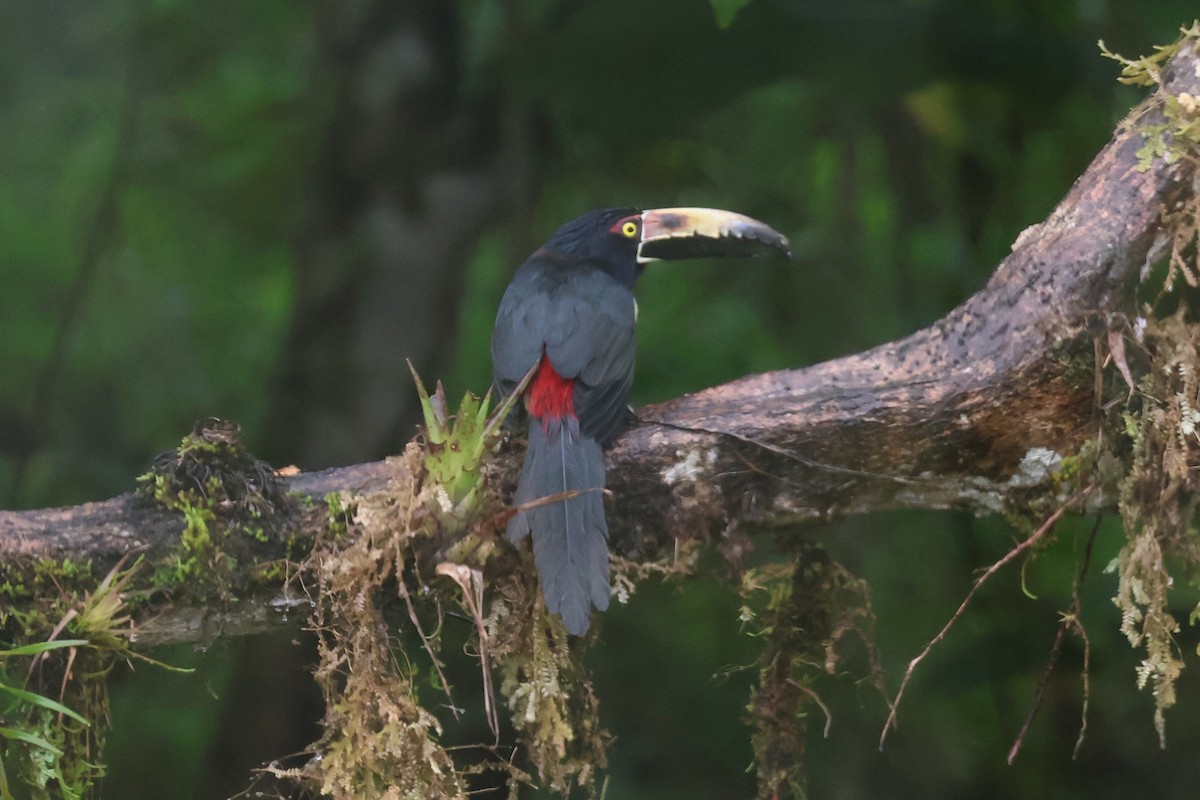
{"left": 3, "top": 0, "right": 1200, "bottom": 797}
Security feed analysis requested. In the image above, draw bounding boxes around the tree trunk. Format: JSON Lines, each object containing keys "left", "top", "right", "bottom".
{"left": 261, "top": 0, "right": 533, "bottom": 470}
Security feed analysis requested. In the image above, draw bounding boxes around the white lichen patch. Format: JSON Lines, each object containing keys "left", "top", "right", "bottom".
{"left": 769, "top": 493, "right": 822, "bottom": 521}
{"left": 1009, "top": 447, "right": 1063, "bottom": 488}
{"left": 661, "top": 447, "right": 717, "bottom": 486}
{"left": 1011, "top": 221, "right": 1042, "bottom": 252}
{"left": 889, "top": 472, "right": 1006, "bottom": 516}
{"left": 959, "top": 481, "right": 1007, "bottom": 514}
{"left": 1141, "top": 230, "right": 1172, "bottom": 283}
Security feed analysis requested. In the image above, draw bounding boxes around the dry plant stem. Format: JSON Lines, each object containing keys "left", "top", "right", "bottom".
{"left": 435, "top": 562, "right": 500, "bottom": 743}
{"left": 396, "top": 569, "right": 458, "bottom": 720}
{"left": 1007, "top": 611, "right": 1071, "bottom": 765}
{"left": 878, "top": 495, "right": 1083, "bottom": 751}
{"left": 790, "top": 679, "right": 833, "bottom": 739}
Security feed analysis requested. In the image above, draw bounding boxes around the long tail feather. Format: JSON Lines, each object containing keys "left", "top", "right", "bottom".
{"left": 508, "top": 416, "right": 609, "bottom": 635}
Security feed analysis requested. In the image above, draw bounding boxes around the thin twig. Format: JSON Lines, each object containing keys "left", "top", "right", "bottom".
{"left": 1007, "top": 513, "right": 1101, "bottom": 763}
{"left": 478, "top": 486, "right": 607, "bottom": 534}
{"left": 878, "top": 493, "right": 1084, "bottom": 750}
{"left": 639, "top": 416, "right": 929, "bottom": 487}
{"left": 1007, "top": 615, "right": 1068, "bottom": 764}
{"left": 1070, "top": 515, "right": 1101, "bottom": 759}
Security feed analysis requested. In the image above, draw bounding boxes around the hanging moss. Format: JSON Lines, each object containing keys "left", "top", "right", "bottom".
{"left": 265, "top": 374, "right": 611, "bottom": 797}
{"left": 1087, "top": 26, "right": 1200, "bottom": 741}
{"left": 1102, "top": 308, "right": 1200, "bottom": 745}
{"left": 739, "top": 541, "right": 886, "bottom": 800}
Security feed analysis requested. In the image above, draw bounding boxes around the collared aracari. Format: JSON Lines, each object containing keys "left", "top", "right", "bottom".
{"left": 492, "top": 207, "right": 791, "bottom": 635}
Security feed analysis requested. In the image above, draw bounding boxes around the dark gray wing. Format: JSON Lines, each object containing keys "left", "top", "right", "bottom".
{"left": 571, "top": 328, "right": 634, "bottom": 446}
{"left": 491, "top": 257, "right": 636, "bottom": 445}
{"left": 491, "top": 261, "right": 553, "bottom": 395}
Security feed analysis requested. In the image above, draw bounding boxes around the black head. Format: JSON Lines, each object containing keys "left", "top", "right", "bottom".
{"left": 542, "top": 207, "right": 645, "bottom": 288}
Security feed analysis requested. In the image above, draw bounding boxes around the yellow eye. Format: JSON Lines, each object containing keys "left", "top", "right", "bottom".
{"left": 621, "top": 220, "right": 639, "bottom": 238}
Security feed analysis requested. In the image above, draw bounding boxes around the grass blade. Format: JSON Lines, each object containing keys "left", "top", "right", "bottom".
{"left": 0, "top": 685, "right": 88, "bottom": 725}
{"left": 0, "top": 640, "right": 88, "bottom": 658}
{"left": 0, "top": 726, "right": 62, "bottom": 755}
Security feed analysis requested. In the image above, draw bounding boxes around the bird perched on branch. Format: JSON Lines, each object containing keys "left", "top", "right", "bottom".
{"left": 492, "top": 207, "right": 790, "bottom": 635}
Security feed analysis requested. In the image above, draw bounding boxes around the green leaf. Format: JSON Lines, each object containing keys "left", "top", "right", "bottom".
{"left": 0, "top": 640, "right": 88, "bottom": 658}
{"left": 710, "top": 0, "right": 752, "bottom": 28}
{"left": 0, "top": 685, "right": 89, "bottom": 726}
{"left": 0, "top": 726, "right": 62, "bottom": 755}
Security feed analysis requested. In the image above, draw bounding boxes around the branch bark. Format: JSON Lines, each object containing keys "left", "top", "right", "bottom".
{"left": 3, "top": 42, "right": 1199, "bottom": 647}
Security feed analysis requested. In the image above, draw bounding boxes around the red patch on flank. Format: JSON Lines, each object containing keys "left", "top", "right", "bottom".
{"left": 527, "top": 353, "right": 575, "bottom": 422}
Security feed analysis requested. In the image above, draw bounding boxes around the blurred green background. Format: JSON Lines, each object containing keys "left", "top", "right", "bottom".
{"left": 3, "top": 0, "right": 1200, "bottom": 797}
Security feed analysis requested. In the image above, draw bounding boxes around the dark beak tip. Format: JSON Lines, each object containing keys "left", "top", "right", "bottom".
{"left": 760, "top": 234, "right": 792, "bottom": 261}
{"left": 744, "top": 223, "right": 791, "bottom": 261}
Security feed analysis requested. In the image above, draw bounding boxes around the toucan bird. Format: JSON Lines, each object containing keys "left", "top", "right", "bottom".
{"left": 491, "top": 207, "right": 791, "bottom": 635}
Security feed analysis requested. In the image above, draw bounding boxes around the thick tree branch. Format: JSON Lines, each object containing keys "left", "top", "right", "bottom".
{"left": 608, "top": 44, "right": 1196, "bottom": 552}
{"left": 3, "top": 42, "right": 1199, "bottom": 646}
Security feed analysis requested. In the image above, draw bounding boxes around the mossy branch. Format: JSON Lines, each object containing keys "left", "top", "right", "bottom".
{"left": 5, "top": 34, "right": 1200, "bottom": 642}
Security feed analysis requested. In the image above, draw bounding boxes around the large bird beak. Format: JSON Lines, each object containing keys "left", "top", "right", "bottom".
{"left": 637, "top": 207, "right": 792, "bottom": 264}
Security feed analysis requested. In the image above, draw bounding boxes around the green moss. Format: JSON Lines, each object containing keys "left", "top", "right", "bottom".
{"left": 0, "top": 558, "right": 98, "bottom": 638}
{"left": 323, "top": 492, "right": 350, "bottom": 540}
{"left": 137, "top": 418, "right": 290, "bottom": 597}
{"left": 1055, "top": 456, "right": 1083, "bottom": 489}
{"left": 1101, "top": 24, "right": 1200, "bottom": 172}
{"left": 249, "top": 560, "right": 290, "bottom": 585}
{"left": 1051, "top": 339, "right": 1099, "bottom": 391}
{"left": 137, "top": 418, "right": 285, "bottom": 516}
{"left": 0, "top": 663, "right": 102, "bottom": 800}
{"left": 1100, "top": 23, "right": 1197, "bottom": 88}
